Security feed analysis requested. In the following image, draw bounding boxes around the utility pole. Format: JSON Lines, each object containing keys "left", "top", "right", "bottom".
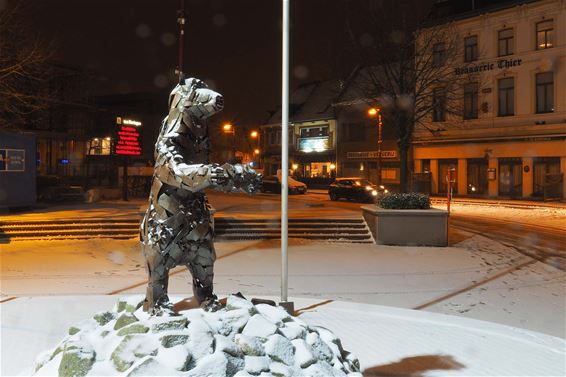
{"left": 280, "top": 0, "right": 293, "bottom": 315}
{"left": 176, "top": 0, "right": 186, "bottom": 80}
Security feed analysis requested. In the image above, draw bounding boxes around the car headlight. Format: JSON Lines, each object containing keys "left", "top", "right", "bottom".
{"left": 384, "top": 189, "right": 388, "bottom": 193}
{"left": 365, "top": 185, "right": 373, "bottom": 191}
{"left": 371, "top": 190, "right": 378, "bottom": 196}
{"left": 379, "top": 185, "right": 385, "bottom": 189}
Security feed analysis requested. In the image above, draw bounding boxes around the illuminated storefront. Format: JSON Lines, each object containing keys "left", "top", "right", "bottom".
{"left": 414, "top": 0, "right": 566, "bottom": 199}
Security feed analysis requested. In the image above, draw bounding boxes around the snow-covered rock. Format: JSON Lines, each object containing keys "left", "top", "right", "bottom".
{"left": 32, "top": 295, "right": 360, "bottom": 376}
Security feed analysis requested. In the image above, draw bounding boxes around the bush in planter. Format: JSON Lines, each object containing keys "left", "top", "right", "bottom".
{"left": 377, "top": 192, "right": 431, "bottom": 209}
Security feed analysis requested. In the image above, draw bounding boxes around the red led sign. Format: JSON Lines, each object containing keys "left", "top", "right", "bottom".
{"left": 115, "top": 125, "right": 142, "bottom": 156}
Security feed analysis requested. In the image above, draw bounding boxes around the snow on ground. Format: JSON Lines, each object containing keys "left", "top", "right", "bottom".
{"left": 2, "top": 236, "right": 564, "bottom": 339}
{"left": 31, "top": 295, "right": 361, "bottom": 377}
{"left": 435, "top": 202, "right": 566, "bottom": 230}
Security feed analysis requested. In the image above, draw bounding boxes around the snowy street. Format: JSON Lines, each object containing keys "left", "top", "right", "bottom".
{"left": 1, "top": 192, "right": 565, "bottom": 375}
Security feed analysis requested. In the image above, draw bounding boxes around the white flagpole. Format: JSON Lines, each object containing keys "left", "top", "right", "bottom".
{"left": 281, "top": 0, "right": 290, "bottom": 305}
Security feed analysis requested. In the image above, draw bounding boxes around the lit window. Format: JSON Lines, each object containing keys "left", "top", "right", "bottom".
{"left": 536, "top": 20, "right": 553, "bottom": 49}
{"left": 498, "top": 28, "right": 514, "bottom": 56}
{"left": 536, "top": 72, "right": 554, "bottom": 113}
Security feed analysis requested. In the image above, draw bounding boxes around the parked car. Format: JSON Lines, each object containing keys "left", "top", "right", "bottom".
{"left": 328, "top": 177, "right": 387, "bottom": 202}
{"left": 260, "top": 175, "right": 307, "bottom": 194}
{"left": 37, "top": 175, "right": 86, "bottom": 202}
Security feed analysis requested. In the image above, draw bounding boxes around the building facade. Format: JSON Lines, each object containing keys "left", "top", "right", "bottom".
{"left": 414, "top": 0, "right": 566, "bottom": 199}
{"left": 261, "top": 81, "right": 339, "bottom": 180}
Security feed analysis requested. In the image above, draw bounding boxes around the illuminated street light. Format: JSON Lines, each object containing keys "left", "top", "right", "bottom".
{"left": 222, "top": 123, "right": 234, "bottom": 133}
{"left": 254, "top": 149, "right": 260, "bottom": 155}
{"left": 368, "top": 107, "right": 383, "bottom": 186}
{"left": 329, "top": 163, "right": 336, "bottom": 170}
{"left": 250, "top": 130, "right": 259, "bottom": 138}
{"left": 291, "top": 163, "right": 298, "bottom": 170}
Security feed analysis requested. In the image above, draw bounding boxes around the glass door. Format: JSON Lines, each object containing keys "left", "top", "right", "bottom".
{"left": 499, "top": 158, "right": 522, "bottom": 197}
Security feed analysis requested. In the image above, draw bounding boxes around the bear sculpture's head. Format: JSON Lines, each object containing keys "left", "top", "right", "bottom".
{"left": 168, "top": 78, "right": 224, "bottom": 120}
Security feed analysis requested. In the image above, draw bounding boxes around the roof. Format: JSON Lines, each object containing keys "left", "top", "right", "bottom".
{"left": 266, "top": 79, "right": 342, "bottom": 125}
{"left": 422, "top": 0, "right": 540, "bottom": 26}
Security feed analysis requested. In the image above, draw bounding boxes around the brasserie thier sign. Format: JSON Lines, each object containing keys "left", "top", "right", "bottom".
{"left": 455, "top": 58, "right": 522, "bottom": 75}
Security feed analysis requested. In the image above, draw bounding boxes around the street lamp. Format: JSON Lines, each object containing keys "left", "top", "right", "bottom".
{"left": 368, "top": 107, "right": 383, "bottom": 186}
{"left": 222, "top": 123, "right": 236, "bottom": 159}
{"left": 250, "top": 130, "right": 262, "bottom": 168}
{"left": 223, "top": 123, "right": 234, "bottom": 134}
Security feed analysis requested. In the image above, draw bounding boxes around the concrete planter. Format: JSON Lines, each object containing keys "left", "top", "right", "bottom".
{"left": 362, "top": 205, "right": 448, "bottom": 247}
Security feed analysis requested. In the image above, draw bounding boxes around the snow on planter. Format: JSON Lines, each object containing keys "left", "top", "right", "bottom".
{"left": 32, "top": 295, "right": 361, "bottom": 376}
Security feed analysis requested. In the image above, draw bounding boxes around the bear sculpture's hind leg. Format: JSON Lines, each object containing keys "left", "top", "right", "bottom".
{"left": 142, "top": 245, "right": 172, "bottom": 312}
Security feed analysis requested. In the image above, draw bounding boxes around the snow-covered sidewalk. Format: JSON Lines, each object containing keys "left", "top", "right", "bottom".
{"left": 2, "top": 236, "right": 564, "bottom": 337}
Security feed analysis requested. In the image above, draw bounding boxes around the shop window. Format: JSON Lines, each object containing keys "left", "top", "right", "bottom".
{"left": 438, "top": 159, "right": 458, "bottom": 194}
{"left": 87, "top": 138, "right": 111, "bottom": 155}
{"left": 432, "top": 43, "right": 446, "bottom": 67}
{"left": 464, "top": 35, "right": 478, "bottom": 62}
{"left": 432, "top": 88, "right": 446, "bottom": 122}
{"left": 467, "top": 159, "right": 488, "bottom": 194}
{"left": 422, "top": 159, "right": 431, "bottom": 173}
{"left": 498, "top": 28, "right": 514, "bottom": 56}
{"left": 381, "top": 168, "right": 398, "bottom": 180}
{"left": 536, "top": 20, "right": 553, "bottom": 50}
{"left": 533, "top": 157, "right": 560, "bottom": 197}
{"left": 498, "top": 77, "right": 514, "bottom": 116}
{"left": 536, "top": 72, "right": 554, "bottom": 113}
{"left": 463, "top": 83, "right": 478, "bottom": 120}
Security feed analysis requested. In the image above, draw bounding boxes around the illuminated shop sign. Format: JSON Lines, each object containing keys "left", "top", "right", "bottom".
{"left": 455, "top": 58, "right": 522, "bottom": 75}
{"left": 115, "top": 118, "right": 142, "bottom": 156}
{"left": 298, "top": 137, "right": 330, "bottom": 153}
{"left": 0, "top": 149, "right": 25, "bottom": 172}
{"left": 347, "top": 151, "right": 397, "bottom": 159}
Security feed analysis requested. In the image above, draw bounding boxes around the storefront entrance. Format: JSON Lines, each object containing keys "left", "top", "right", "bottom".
{"left": 438, "top": 159, "right": 458, "bottom": 194}
{"left": 302, "top": 162, "right": 334, "bottom": 178}
{"left": 467, "top": 159, "right": 488, "bottom": 195}
{"left": 499, "top": 158, "right": 522, "bottom": 197}
{"left": 533, "top": 157, "right": 561, "bottom": 198}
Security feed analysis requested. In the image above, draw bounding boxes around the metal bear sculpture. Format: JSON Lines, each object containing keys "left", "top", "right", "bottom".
{"left": 140, "top": 77, "right": 261, "bottom": 313}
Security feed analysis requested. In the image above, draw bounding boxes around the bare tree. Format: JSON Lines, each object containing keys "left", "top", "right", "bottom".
{"left": 344, "top": 0, "right": 466, "bottom": 192}
{"left": 0, "top": 0, "right": 54, "bottom": 129}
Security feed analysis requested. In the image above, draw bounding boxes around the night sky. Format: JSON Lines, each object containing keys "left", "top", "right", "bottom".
{"left": 23, "top": 0, "right": 433, "bottom": 127}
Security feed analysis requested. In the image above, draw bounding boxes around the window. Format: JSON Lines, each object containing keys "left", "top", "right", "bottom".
{"left": 467, "top": 159, "right": 488, "bottom": 194}
{"left": 269, "top": 130, "right": 282, "bottom": 145}
{"left": 463, "top": 83, "right": 478, "bottom": 119}
{"left": 536, "top": 20, "right": 553, "bottom": 49}
{"left": 432, "top": 88, "right": 446, "bottom": 122}
{"left": 498, "top": 77, "right": 514, "bottom": 116}
{"left": 498, "top": 28, "right": 514, "bottom": 56}
{"left": 438, "top": 159, "right": 458, "bottom": 194}
{"left": 299, "top": 125, "right": 329, "bottom": 138}
{"left": 464, "top": 35, "right": 478, "bottom": 62}
{"left": 533, "top": 157, "right": 560, "bottom": 197}
{"left": 536, "top": 72, "right": 554, "bottom": 113}
{"left": 432, "top": 43, "right": 446, "bottom": 67}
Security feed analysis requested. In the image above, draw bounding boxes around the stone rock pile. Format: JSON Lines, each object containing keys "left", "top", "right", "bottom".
{"left": 33, "top": 295, "right": 361, "bottom": 376}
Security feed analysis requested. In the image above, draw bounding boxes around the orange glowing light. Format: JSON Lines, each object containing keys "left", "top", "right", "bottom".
{"left": 368, "top": 108, "right": 379, "bottom": 116}
{"left": 250, "top": 131, "right": 259, "bottom": 138}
